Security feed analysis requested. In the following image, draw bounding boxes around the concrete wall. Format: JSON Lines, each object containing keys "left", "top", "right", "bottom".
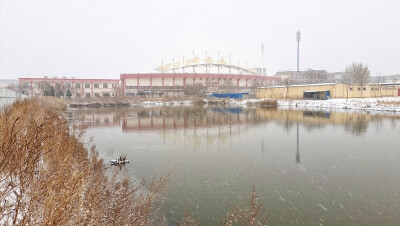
{"left": 256, "top": 83, "right": 399, "bottom": 99}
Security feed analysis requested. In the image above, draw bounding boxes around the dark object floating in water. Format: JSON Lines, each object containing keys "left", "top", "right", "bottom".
{"left": 110, "top": 155, "right": 129, "bottom": 165}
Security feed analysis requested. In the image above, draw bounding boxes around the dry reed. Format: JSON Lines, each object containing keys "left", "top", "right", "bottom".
{"left": 259, "top": 99, "right": 278, "bottom": 107}
{"left": 0, "top": 99, "right": 170, "bottom": 226}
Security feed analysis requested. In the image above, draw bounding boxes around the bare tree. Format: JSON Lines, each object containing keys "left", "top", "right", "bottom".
{"left": 372, "top": 75, "right": 385, "bottom": 98}
{"left": 344, "top": 63, "right": 370, "bottom": 98}
{"left": 390, "top": 76, "right": 398, "bottom": 96}
{"left": 305, "top": 69, "right": 328, "bottom": 84}
{"left": 340, "top": 70, "right": 353, "bottom": 99}
{"left": 283, "top": 78, "right": 291, "bottom": 99}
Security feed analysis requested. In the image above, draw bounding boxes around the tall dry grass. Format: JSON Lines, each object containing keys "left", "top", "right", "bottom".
{"left": 0, "top": 99, "right": 170, "bottom": 225}
{"left": 179, "top": 186, "right": 269, "bottom": 226}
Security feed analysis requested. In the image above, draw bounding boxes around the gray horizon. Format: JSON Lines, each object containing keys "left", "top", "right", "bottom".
{"left": 0, "top": 0, "right": 399, "bottom": 79}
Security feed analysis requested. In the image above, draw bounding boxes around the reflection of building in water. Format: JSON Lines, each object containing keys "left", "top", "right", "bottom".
{"left": 255, "top": 108, "right": 400, "bottom": 135}
{"left": 122, "top": 107, "right": 258, "bottom": 132}
{"left": 66, "top": 109, "right": 123, "bottom": 127}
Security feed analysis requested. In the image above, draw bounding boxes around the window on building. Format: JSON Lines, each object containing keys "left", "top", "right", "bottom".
{"left": 103, "top": 83, "right": 108, "bottom": 88}
{"left": 85, "top": 83, "right": 90, "bottom": 88}
{"left": 65, "top": 83, "right": 71, "bottom": 88}
{"left": 75, "top": 93, "right": 81, "bottom": 98}
{"left": 112, "top": 84, "right": 117, "bottom": 88}
{"left": 85, "top": 93, "right": 91, "bottom": 97}
{"left": 94, "top": 83, "right": 99, "bottom": 88}
{"left": 357, "top": 87, "right": 360, "bottom": 91}
{"left": 23, "top": 83, "right": 29, "bottom": 88}
{"left": 75, "top": 83, "right": 81, "bottom": 88}
{"left": 103, "top": 93, "right": 110, "bottom": 97}
{"left": 94, "top": 93, "right": 100, "bottom": 97}
{"left": 349, "top": 87, "right": 353, "bottom": 91}
{"left": 363, "top": 87, "right": 366, "bottom": 91}
{"left": 34, "top": 83, "right": 40, "bottom": 88}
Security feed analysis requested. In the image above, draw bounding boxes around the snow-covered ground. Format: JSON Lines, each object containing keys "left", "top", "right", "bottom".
{"left": 231, "top": 97, "right": 400, "bottom": 113}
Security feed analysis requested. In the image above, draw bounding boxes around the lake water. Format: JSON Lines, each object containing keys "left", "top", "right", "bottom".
{"left": 65, "top": 105, "right": 400, "bottom": 225}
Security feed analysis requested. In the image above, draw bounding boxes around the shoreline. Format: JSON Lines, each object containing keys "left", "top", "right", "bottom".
{"left": 65, "top": 96, "right": 400, "bottom": 113}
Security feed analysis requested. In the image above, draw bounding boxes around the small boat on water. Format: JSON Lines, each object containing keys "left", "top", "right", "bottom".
{"left": 110, "top": 155, "right": 129, "bottom": 165}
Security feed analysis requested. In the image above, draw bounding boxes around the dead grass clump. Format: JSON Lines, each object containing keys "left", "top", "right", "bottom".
{"left": 178, "top": 186, "right": 269, "bottom": 226}
{"left": 222, "top": 186, "right": 269, "bottom": 226}
{"left": 0, "top": 99, "right": 169, "bottom": 225}
{"left": 259, "top": 99, "right": 278, "bottom": 107}
{"left": 179, "top": 206, "right": 198, "bottom": 226}
{"left": 378, "top": 101, "right": 400, "bottom": 106}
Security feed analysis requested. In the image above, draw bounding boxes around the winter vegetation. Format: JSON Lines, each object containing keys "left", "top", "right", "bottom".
{"left": 180, "top": 186, "right": 269, "bottom": 226}
{"left": 341, "top": 63, "right": 371, "bottom": 98}
{"left": 0, "top": 98, "right": 170, "bottom": 225}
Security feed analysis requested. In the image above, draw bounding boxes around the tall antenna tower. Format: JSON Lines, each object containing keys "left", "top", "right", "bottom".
{"left": 296, "top": 31, "right": 301, "bottom": 72}
{"left": 261, "top": 42, "right": 264, "bottom": 76}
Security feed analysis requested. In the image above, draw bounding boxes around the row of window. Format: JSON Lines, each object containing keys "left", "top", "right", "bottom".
{"left": 31, "top": 92, "right": 114, "bottom": 97}
{"left": 349, "top": 87, "right": 379, "bottom": 91}
{"left": 22, "top": 82, "right": 118, "bottom": 89}
{"left": 125, "top": 85, "right": 185, "bottom": 89}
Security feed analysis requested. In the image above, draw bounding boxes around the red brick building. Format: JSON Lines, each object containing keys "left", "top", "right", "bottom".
{"left": 19, "top": 77, "right": 119, "bottom": 98}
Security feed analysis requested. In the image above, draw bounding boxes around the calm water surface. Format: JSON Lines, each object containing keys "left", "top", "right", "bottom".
{"left": 65, "top": 106, "right": 400, "bottom": 225}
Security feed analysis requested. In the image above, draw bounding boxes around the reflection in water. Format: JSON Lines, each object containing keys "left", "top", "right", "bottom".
{"left": 344, "top": 114, "right": 369, "bottom": 136}
{"left": 66, "top": 106, "right": 400, "bottom": 225}
{"left": 121, "top": 106, "right": 253, "bottom": 132}
{"left": 66, "top": 107, "right": 400, "bottom": 136}
{"left": 296, "top": 123, "right": 300, "bottom": 163}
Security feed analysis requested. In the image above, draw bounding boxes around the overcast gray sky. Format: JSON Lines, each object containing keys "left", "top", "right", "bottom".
{"left": 0, "top": 0, "right": 399, "bottom": 79}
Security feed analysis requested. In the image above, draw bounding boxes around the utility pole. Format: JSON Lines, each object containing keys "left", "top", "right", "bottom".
{"left": 261, "top": 42, "right": 264, "bottom": 76}
{"left": 296, "top": 31, "right": 301, "bottom": 72}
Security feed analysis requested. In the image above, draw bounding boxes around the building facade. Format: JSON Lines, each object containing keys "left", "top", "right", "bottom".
{"left": 256, "top": 83, "right": 400, "bottom": 99}
{"left": 19, "top": 78, "right": 119, "bottom": 98}
{"left": 120, "top": 73, "right": 280, "bottom": 96}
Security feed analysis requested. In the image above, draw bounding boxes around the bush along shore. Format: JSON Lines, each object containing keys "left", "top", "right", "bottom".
{"left": 0, "top": 98, "right": 270, "bottom": 225}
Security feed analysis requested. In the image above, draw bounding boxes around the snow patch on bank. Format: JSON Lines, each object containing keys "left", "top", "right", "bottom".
{"left": 229, "top": 97, "right": 400, "bottom": 113}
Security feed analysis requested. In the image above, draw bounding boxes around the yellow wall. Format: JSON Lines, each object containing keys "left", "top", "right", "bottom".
{"left": 256, "top": 84, "right": 399, "bottom": 99}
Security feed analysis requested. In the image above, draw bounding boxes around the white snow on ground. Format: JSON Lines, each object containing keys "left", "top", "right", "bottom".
{"left": 230, "top": 97, "right": 400, "bottom": 113}
{"left": 139, "top": 101, "right": 193, "bottom": 106}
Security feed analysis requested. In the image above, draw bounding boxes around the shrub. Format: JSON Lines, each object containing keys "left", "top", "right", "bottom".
{"left": 259, "top": 99, "right": 278, "bottom": 107}
{"left": 0, "top": 99, "right": 169, "bottom": 225}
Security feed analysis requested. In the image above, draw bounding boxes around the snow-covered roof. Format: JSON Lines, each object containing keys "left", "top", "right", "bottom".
{"left": 258, "top": 83, "right": 337, "bottom": 89}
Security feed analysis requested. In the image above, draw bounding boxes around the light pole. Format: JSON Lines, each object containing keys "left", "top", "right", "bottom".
{"left": 296, "top": 31, "right": 301, "bottom": 72}
{"left": 261, "top": 42, "right": 264, "bottom": 76}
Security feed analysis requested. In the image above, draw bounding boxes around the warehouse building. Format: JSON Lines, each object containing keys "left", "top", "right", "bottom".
{"left": 255, "top": 83, "right": 399, "bottom": 99}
